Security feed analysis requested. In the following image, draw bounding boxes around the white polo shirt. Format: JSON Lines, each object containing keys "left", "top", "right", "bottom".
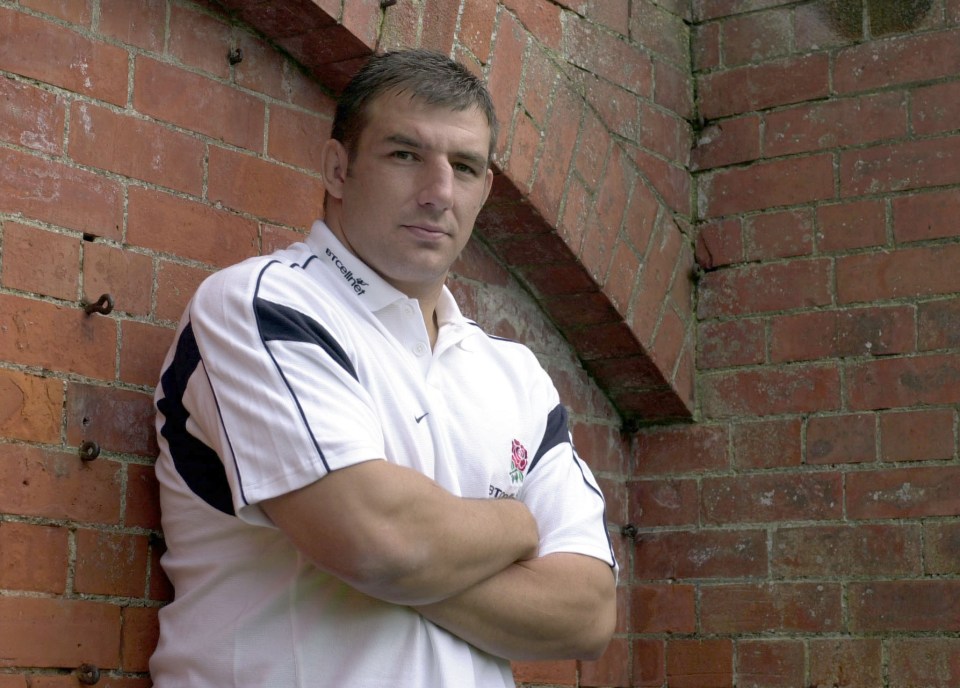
{"left": 151, "top": 220, "right": 616, "bottom": 688}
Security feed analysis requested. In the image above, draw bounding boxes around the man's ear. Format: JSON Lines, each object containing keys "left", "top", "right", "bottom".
{"left": 321, "top": 139, "right": 349, "bottom": 199}
{"left": 481, "top": 166, "right": 494, "bottom": 207}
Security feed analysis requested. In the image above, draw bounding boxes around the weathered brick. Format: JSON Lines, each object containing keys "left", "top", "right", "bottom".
{"left": 764, "top": 92, "right": 908, "bottom": 157}
{"left": 632, "top": 146, "right": 691, "bottom": 216}
{"left": 0, "top": 368, "right": 62, "bottom": 444}
{"left": 121, "top": 606, "right": 159, "bottom": 673}
{"left": 126, "top": 461, "right": 162, "bottom": 531}
{"left": 919, "top": 297, "right": 960, "bottom": 350}
{"left": 744, "top": 208, "right": 814, "bottom": 261}
{"left": 634, "top": 529, "right": 767, "bottom": 579}
{"left": 924, "top": 522, "right": 960, "bottom": 574}
{"left": 0, "top": 522, "right": 68, "bottom": 593}
{"left": 808, "top": 639, "right": 883, "bottom": 688}
{"left": 880, "top": 408, "right": 955, "bottom": 462}
{"left": 837, "top": 244, "right": 960, "bottom": 303}
{"left": 119, "top": 320, "right": 175, "bottom": 388}
{"left": 0, "top": 444, "right": 123, "bottom": 524}
{"left": 457, "top": 0, "right": 497, "bottom": 63}
{"left": 234, "top": 33, "right": 291, "bottom": 102}
{"left": 529, "top": 83, "right": 582, "bottom": 227}
{"left": 701, "top": 363, "right": 840, "bottom": 418}
{"left": 0, "top": 293, "right": 116, "bottom": 379}
{"left": 0, "top": 147, "right": 123, "bottom": 238}
{"left": 697, "top": 53, "right": 830, "bottom": 120}
{"left": 0, "top": 7, "right": 127, "bottom": 105}
{"left": 633, "top": 424, "right": 728, "bottom": 475}
{"left": 82, "top": 241, "right": 153, "bottom": 317}
{"left": 806, "top": 412, "right": 877, "bottom": 465}
{"left": 70, "top": 102, "right": 205, "bottom": 195}
{"left": 564, "top": 13, "right": 653, "bottom": 93}
{"left": 835, "top": 28, "right": 960, "bottom": 94}
{"left": 888, "top": 638, "right": 960, "bottom": 688}
{"left": 721, "top": 8, "right": 793, "bottom": 66}
{"left": 736, "top": 640, "right": 804, "bottom": 688}
{"left": 700, "top": 582, "right": 842, "bottom": 633}
{"left": 848, "top": 465, "right": 960, "bottom": 519}
{"left": 654, "top": 58, "right": 693, "bottom": 120}
{"left": 731, "top": 417, "right": 802, "bottom": 469}
{"left": 641, "top": 103, "right": 689, "bottom": 166}
{"left": 699, "top": 153, "right": 834, "bottom": 218}
{"left": 99, "top": 0, "right": 165, "bottom": 51}
{"left": 702, "top": 471, "right": 842, "bottom": 524}
{"left": 770, "top": 305, "right": 915, "bottom": 363}
{"left": 75, "top": 529, "right": 150, "bottom": 597}
{"left": 169, "top": 4, "right": 233, "bottom": 78}
{"left": 913, "top": 80, "right": 960, "bottom": 136}
{"left": 262, "top": 223, "right": 308, "bottom": 256}
{"left": 208, "top": 145, "right": 324, "bottom": 228}
{"left": 665, "top": 638, "right": 733, "bottom": 688}
{"left": 510, "top": 659, "right": 576, "bottom": 685}
{"left": 0, "top": 76, "right": 65, "bottom": 155}
{"left": 634, "top": 639, "right": 665, "bottom": 687}
{"left": 893, "top": 188, "right": 960, "bottom": 243}
{"left": 502, "top": 0, "right": 563, "bottom": 51}
{"left": 840, "top": 135, "right": 960, "bottom": 197}
{"left": 699, "top": 257, "right": 831, "bottom": 318}
{"left": 693, "top": 21, "right": 721, "bottom": 71}
{"left": 850, "top": 580, "right": 960, "bottom": 632}
{"left": 1, "top": 223, "right": 79, "bottom": 300}
{"left": 21, "top": 0, "right": 93, "bottom": 25}
{"left": 690, "top": 116, "right": 760, "bottom": 172}
{"left": 696, "top": 217, "right": 743, "bottom": 268}
{"left": 631, "top": 584, "right": 696, "bottom": 634}
{"left": 816, "top": 198, "right": 887, "bottom": 253}
{"left": 134, "top": 57, "right": 266, "bottom": 151}
{"left": 579, "top": 637, "right": 629, "bottom": 688}
{"left": 633, "top": 2, "right": 689, "bottom": 66}
{"left": 128, "top": 186, "right": 260, "bottom": 268}
{"left": 0, "top": 597, "right": 120, "bottom": 668}
{"left": 487, "top": 11, "right": 525, "bottom": 159}
{"left": 66, "top": 382, "right": 158, "bottom": 457}
{"left": 504, "top": 112, "right": 542, "bottom": 194}
{"left": 155, "top": 260, "right": 211, "bottom": 322}
{"left": 772, "top": 524, "right": 920, "bottom": 578}
{"left": 845, "top": 353, "right": 960, "bottom": 410}
{"left": 583, "top": 74, "right": 638, "bottom": 142}
{"left": 629, "top": 478, "right": 698, "bottom": 527}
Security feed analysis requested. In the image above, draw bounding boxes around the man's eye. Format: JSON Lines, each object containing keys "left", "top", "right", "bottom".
{"left": 392, "top": 150, "right": 416, "bottom": 161}
{"left": 454, "top": 163, "right": 478, "bottom": 176}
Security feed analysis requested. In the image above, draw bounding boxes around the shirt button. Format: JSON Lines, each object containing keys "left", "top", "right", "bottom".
{"left": 403, "top": 304, "right": 417, "bottom": 318}
{"left": 413, "top": 342, "right": 428, "bottom": 357}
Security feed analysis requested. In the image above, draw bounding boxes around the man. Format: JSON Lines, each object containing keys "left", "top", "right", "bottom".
{"left": 151, "top": 49, "right": 617, "bottom": 687}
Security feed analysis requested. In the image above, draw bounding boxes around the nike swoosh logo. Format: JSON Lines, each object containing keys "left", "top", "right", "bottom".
{"left": 415, "top": 412, "right": 429, "bottom": 424}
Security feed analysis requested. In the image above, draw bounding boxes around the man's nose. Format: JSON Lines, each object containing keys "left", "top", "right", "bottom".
{"left": 417, "top": 161, "right": 454, "bottom": 211}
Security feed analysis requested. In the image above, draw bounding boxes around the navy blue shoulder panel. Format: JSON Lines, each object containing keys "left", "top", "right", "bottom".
{"left": 529, "top": 404, "right": 569, "bottom": 475}
{"left": 157, "top": 322, "right": 235, "bottom": 516}
{"left": 254, "top": 297, "right": 358, "bottom": 381}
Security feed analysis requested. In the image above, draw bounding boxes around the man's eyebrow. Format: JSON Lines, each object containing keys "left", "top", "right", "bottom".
{"left": 385, "top": 134, "right": 488, "bottom": 168}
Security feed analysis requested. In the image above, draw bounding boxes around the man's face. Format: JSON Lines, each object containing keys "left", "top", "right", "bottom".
{"left": 323, "top": 91, "right": 494, "bottom": 301}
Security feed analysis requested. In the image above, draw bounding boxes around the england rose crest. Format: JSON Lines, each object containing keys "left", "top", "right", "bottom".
{"left": 509, "top": 439, "right": 528, "bottom": 484}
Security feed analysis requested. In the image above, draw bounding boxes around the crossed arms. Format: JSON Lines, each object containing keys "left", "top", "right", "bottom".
{"left": 261, "top": 459, "right": 617, "bottom": 661}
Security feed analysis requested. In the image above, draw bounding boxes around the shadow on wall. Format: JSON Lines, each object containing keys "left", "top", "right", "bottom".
{"left": 822, "top": 0, "right": 934, "bottom": 37}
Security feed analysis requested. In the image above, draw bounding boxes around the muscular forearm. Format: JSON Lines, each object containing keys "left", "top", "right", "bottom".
{"left": 414, "top": 552, "right": 617, "bottom": 661}
{"left": 261, "top": 460, "right": 539, "bottom": 605}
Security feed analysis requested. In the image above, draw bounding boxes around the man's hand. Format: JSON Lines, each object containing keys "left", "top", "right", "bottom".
{"left": 260, "top": 459, "right": 539, "bottom": 605}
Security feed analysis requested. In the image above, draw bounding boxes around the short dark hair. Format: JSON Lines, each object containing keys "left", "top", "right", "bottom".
{"left": 331, "top": 49, "right": 499, "bottom": 162}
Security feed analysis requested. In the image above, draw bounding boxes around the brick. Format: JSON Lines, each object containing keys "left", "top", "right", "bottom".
{"left": 701, "top": 363, "right": 840, "bottom": 418}
{"left": 262, "top": 223, "right": 308, "bottom": 256}
{"left": 0, "top": 368, "right": 62, "bottom": 445}
{"left": 666, "top": 638, "right": 733, "bottom": 688}
{"left": 889, "top": 638, "right": 960, "bottom": 688}
{"left": 579, "top": 636, "right": 629, "bottom": 687}
{"left": 743, "top": 208, "right": 814, "bottom": 261}
{"left": 794, "top": 0, "right": 862, "bottom": 50}
{"left": 699, "top": 153, "right": 834, "bottom": 218}
{"left": 850, "top": 580, "right": 960, "bottom": 632}
{"left": 126, "top": 462, "right": 162, "bottom": 530}
{"left": 924, "top": 522, "right": 960, "bottom": 574}
{"left": 806, "top": 412, "right": 876, "bottom": 465}
{"left": 920, "top": 297, "right": 960, "bottom": 350}
{"left": 134, "top": 57, "right": 266, "bottom": 151}
{"left": 0, "top": 444, "right": 122, "bottom": 524}
{"left": 564, "top": 13, "right": 653, "bottom": 93}
{"left": 0, "top": 293, "right": 116, "bottom": 379}
{"left": 633, "top": 424, "right": 728, "bottom": 475}
{"left": 510, "top": 659, "right": 576, "bottom": 685}
{"left": 772, "top": 523, "right": 921, "bottom": 578}
{"left": 631, "top": 584, "right": 696, "bottom": 633}
{"left": 845, "top": 354, "right": 960, "bottom": 410}
{"left": 169, "top": 4, "right": 234, "bottom": 78}
{"left": 702, "top": 471, "right": 842, "bottom": 524}
{"left": 487, "top": 12, "right": 525, "bottom": 158}
{"left": 841, "top": 135, "right": 960, "bottom": 197}
{"left": 234, "top": 33, "right": 291, "bottom": 102}
{"left": 1, "top": 223, "right": 79, "bottom": 300}
{"left": 457, "top": 0, "right": 497, "bottom": 63}
{"left": 21, "top": 0, "right": 93, "bottom": 25}
{"left": 0, "top": 597, "right": 120, "bottom": 668}
{"left": 66, "top": 382, "right": 158, "bottom": 457}
{"left": 693, "top": 21, "right": 721, "bottom": 71}
{"left": 75, "top": 529, "right": 149, "bottom": 597}
{"left": 722, "top": 9, "right": 793, "bottom": 66}
{"left": 736, "top": 640, "right": 804, "bottom": 688}
{"left": 156, "top": 260, "right": 211, "bottom": 322}
{"left": 502, "top": 0, "right": 562, "bottom": 50}
{"left": 268, "top": 105, "right": 330, "bottom": 173}
{"left": 0, "top": 76, "right": 65, "bottom": 154}
{"left": 835, "top": 28, "right": 960, "bottom": 94}
{"left": 850, "top": 464, "right": 960, "bottom": 519}
{"left": 893, "top": 188, "right": 960, "bottom": 243}
{"left": 913, "top": 81, "right": 960, "bottom": 136}
{"left": 583, "top": 74, "right": 638, "bottom": 142}
{"left": 630, "top": 216, "right": 684, "bottom": 341}
{"left": 420, "top": 0, "right": 459, "bottom": 52}
{"left": 697, "top": 53, "right": 830, "bottom": 120}
{"left": 641, "top": 104, "right": 689, "bottom": 166}
{"left": 521, "top": 48, "right": 559, "bottom": 127}
{"left": 0, "top": 522, "right": 68, "bottom": 593}
{"left": 816, "top": 198, "right": 887, "bottom": 253}
{"left": 580, "top": 0, "right": 631, "bottom": 36}
{"left": 770, "top": 305, "right": 915, "bottom": 363}
{"left": 504, "top": 113, "right": 541, "bottom": 194}
{"left": 0, "top": 146, "right": 122, "bottom": 237}
{"left": 629, "top": 478, "right": 698, "bottom": 527}
{"left": 700, "top": 582, "right": 842, "bottom": 633}
{"left": 128, "top": 187, "right": 260, "bottom": 268}
{"left": 208, "top": 146, "right": 325, "bottom": 228}
{"left": 695, "top": 218, "right": 743, "bottom": 268}
{"left": 881, "top": 409, "right": 955, "bottom": 462}
{"left": 121, "top": 606, "right": 160, "bottom": 673}
{"left": 633, "top": 2, "right": 689, "bottom": 66}
{"left": 99, "top": 0, "right": 165, "bottom": 51}
{"left": 808, "top": 639, "right": 883, "bottom": 688}
{"left": 690, "top": 116, "right": 760, "bottom": 171}
{"left": 82, "top": 242, "right": 153, "bottom": 317}
{"left": 633, "top": 639, "right": 665, "bottom": 687}
{"left": 837, "top": 244, "right": 960, "bottom": 303}
{"left": 654, "top": 58, "right": 693, "bottom": 120}
{"left": 699, "top": 257, "right": 831, "bottom": 318}
{"left": 69, "top": 102, "right": 205, "bottom": 195}
{"left": 633, "top": 529, "right": 767, "bottom": 579}
{"left": 0, "top": 7, "right": 127, "bottom": 106}
{"left": 120, "top": 320, "right": 175, "bottom": 388}
{"left": 764, "top": 92, "right": 908, "bottom": 157}
{"left": 632, "top": 146, "right": 690, "bottom": 216}
{"left": 731, "top": 418, "right": 802, "bottom": 469}
{"left": 529, "top": 83, "right": 582, "bottom": 227}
